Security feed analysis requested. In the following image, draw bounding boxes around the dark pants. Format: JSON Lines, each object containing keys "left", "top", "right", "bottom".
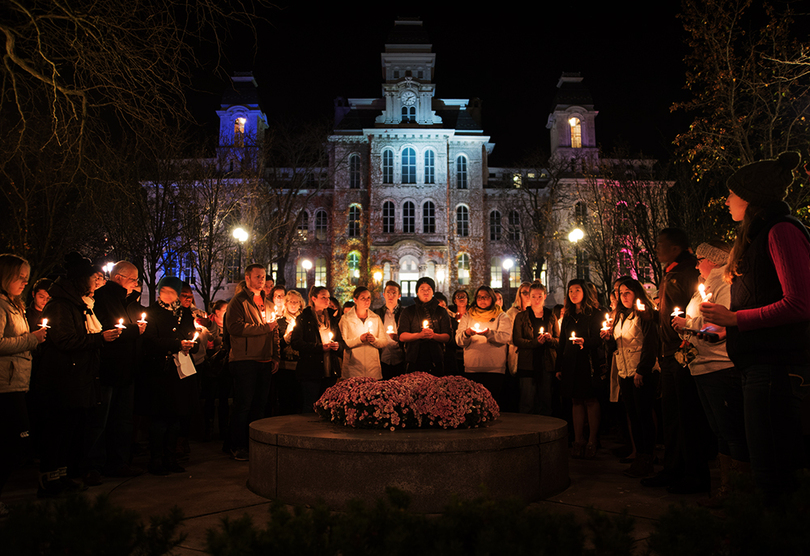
{"left": 675, "top": 359, "right": 716, "bottom": 484}
{"left": 465, "top": 372, "right": 504, "bottom": 401}
{"left": 0, "top": 392, "right": 30, "bottom": 496}
{"left": 86, "top": 382, "right": 135, "bottom": 473}
{"left": 620, "top": 373, "right": 658, "bottom": 456}
{"left": 694, "top": 367, "right": 748, "bottom": 462}
{"left": 741, "top": 364, "right": 804, "bottom": 503}
{"left": 299, "top": 376, "right": 337, "bottom": 414}
{"left": 228, "top": 360, "right": 273, "bottom": 451}
{"left": 659, "top": 355, "right": 681, "bottom": 476}
{"left": 37, "top": 396, "right": 84, "bottom": 478}
{"left": 519, "top": 372, "right": 554, "bottom": 415}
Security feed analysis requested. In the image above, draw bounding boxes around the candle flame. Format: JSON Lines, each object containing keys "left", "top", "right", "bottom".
{"left": 191, "top": 331, "right": 199, "bottom": 342}
{"left": 328, "top": 331, "right": 334, "bottom": 342}
{"left": 671, "top": 307, "right": 684, "bottom": 317}
{"left": 539, "top": 327, "right": 544, "bottom": 335}
{"left": 40, "top": 318, "right": 49, "bottom": 328}
{"left": 636, "top": 299, "right": 645, "bottom": 311}
{"left": 422, "top": 320, "right": 429, "bottom": 329}
{"left": 387, "top": 325, "right": 394, "bottom": 334}
{"left": 570, "top": 331, "right": 577, "bottom": 340}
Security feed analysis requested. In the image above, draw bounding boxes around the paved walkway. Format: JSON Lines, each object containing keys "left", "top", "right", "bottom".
{"left": 2, "top": 428, "right": 712, "bottom": 555}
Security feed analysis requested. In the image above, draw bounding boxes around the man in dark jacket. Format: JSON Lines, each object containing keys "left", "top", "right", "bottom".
{"left": 642, "top": 229, "right": 714, "bottom": 493}
{"left": 87, "top": 261, "right": 146, "bottom": 480}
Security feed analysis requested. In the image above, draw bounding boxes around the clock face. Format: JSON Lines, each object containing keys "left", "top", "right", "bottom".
{"left": 401, "top": 91, "right": 417, "bottom": 106}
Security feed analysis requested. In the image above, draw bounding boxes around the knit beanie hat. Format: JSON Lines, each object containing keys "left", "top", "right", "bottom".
{"left": 64, "top": 252, "right": 102, "bottom": 280}
{"left": 415, "top": 276, "right": 435, "bottom": 294}
{"left": 695, "top": 242, "right": 730, "bottom": 267}
{"left": 726, "top": 151, "right": 801, "bottom": 206}
{"left": 157, "top": 276, "right": 184, "bottom": 297}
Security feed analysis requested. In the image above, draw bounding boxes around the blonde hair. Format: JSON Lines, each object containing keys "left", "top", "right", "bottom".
{"left": 284, "top": 289, "right": 306, "bottom": 318}
{"left": 0, "top": 254, "right": 29, "bottom": 312}
{"left": 511, "top": 281, "right": 533, "bottom": 311}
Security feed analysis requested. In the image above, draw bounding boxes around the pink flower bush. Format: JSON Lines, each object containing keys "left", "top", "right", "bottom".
{"left": 314, "top": 373, "right": 500, "bottom": 430}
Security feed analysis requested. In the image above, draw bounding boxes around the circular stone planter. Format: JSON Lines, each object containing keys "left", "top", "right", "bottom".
{"left": 248, "top": 413, "right": 569, "bottom": 513}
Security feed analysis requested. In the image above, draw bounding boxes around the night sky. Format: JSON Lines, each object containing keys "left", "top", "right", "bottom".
{"left": 192, "top": 2, "right": 690, "bottom": 165}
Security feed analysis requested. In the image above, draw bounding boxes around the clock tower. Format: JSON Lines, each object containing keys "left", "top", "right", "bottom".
{"left": 375, "top": 18, "right": 442, "bottom": 126}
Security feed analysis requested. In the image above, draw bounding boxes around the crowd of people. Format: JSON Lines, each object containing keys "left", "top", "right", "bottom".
{"left": 1, "top": 153, "right": 808, "bottom": 516}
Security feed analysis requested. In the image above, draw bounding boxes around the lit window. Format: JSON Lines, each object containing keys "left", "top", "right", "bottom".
{"left": 383, "top": 150, "right": 394, "bottom": 184}
{"left": 403, "top": 201, "right": 415, "bottom": 233}
{"left": 349, "top": 154, "right": 361, "bottom": 189}
{"left": 348, "top": 205, "right": 361, "bottom": 238}
{"left": 234, "top": 117, "right": 246, "bottom": 147}
{"left": 180, "top": 253, "right": 195, "bottom": 285}
{"left": 569, "top": 117, "right": 582, "bottom": 149}
{"left": 424, "top": 150, "right": 435, "bottom": 184}
{"left": 512, "top": 173, "right": 522, "bottom": 188}
{"left": 315, "top": 210, "right": 328, "bottom": 241}
{"left": 423, "top": 201, "right": 435, "bottom": 234}
{"left": 402, "top": 148, "right": 416, "bottom": 184}
{"left": 508, "top": 210, "right": 520, "bottom": 242}
{"left": 490, "top": 257, "right": 503, "bottom": 289}
{"left": 297, "top": 211, "right": 309, "bottom": 240}
{"left": 296, "top": 260, "right": 308, "bottom": 288}
{"left": 618, "top": 249, "right": 633, "bottom": 278}
{"left": 616, "top": 202, "right": 630, "bottom": 235}
{"left": 456, "top": 156, "right": 468, "bottom": 189}
{"left": 509, "top": 262, "right": 521, "bottom": 288}
{"left": 383, "top": 201, "right": 395, "bottom": 233}
{"left": 637, "top": 251, "right": 652, "bottom": 282}
{"left": 315, "top": 258, "right": 327, "bottom": 287}
{"left": 457, "top": 253, "right": 470, "bottom": 286}
{"left": 456, "top": 206, "right": 469, "bottom": 237}
{"left": 490, "top": 211, "right": 502, "bottom": 241}
{"left": 267, "top": 262, "right": 278, "bottom": 283}
{"left": 348, "top": 251, "right": 361, "bottom": 286}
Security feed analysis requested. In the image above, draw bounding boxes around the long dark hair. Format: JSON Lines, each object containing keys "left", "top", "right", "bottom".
{"left": 563, "top": 279, "right": 600, "bottom": 316}
{"left": 615, "top": 278, "right": 654, "bottom": 322}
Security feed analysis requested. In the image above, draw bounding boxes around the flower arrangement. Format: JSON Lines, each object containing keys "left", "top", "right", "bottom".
{"left": 314, "top": 372, "right": 500, "bottom": 430}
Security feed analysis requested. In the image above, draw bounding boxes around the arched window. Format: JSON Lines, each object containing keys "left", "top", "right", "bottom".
{"left": 457, "top": 253, "right": 470, "bottom": 286}
{"left": 509, "top": 261, "right": 521, "bottom": 288}
{"left": 490, "top": 211, "right": 502, "bottom": 241}
{"left": 234, "top": 117, "right": 246, "bottom": 147}
{"left": 635, "top": 202, "right": 648, "bottom": 231}
{"left": 490, "top": 256, "right": 503, "bottom": 288}
{"left": 569, "top": 116, "right": 582, "bottom": 149}
{"left": 508, "top": 210, "right": 520, "bottom": 242}
{"left": 382, "top": 149, "right": 394, "bottom": 184}
{"left": 403, "top": 201, "right": 415, "bottom": 233}
{"left": 348, "top": 205, "right": 361, "bottom": 238}
{"left": 401, "top": 106, "right": 415, "bottom": 123}
{"left": 349, "top": 154, "right": 361, "bottom": 189}
{"left": 574, "top": 201, "right": 587, "bottom": 228}
{"left": 456, "top": 206, "right": 469, "bottom": 237}
{"left": 315, "top": 210, "right": 328, "bottom": 241}
{"left": 402, "top": 147, "right": 416, "bottom": 184}
{"left": 618, "top": 249, "right": 633, "bottom": 277}
{"left": 456, "top": 155, "right": 468, "bottom": 189}
{"left": 297, "top": 211, "right": 309, "bottom": 240}
{"left": 348, "top": 251, "right": 361, "bottom": 286}
{"left": 616, "top": 202, "right": 630, "bottom": 235}
{"left": 382, "top": 201, "right": 395, "bottom": 233}
{"left": 315, "top": 258, "right": 327, "bottom": 287}
{"left": 423, "top": 201, "right": 436, "bottom": 234}
{"left": 424, "top": 150, "right": 435, "bottom": 184}
{"left": 636, "top": 250, "right": 652, "bottom": 283}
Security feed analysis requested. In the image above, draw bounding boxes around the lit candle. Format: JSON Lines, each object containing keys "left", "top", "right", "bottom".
{"left": 473, "top": 322, "right": 482, "bottom": 333}
{"left": 636, "top": 299, "right": 645, "bottom": 312}
{"left": 570, "top": 331, "right": 577, "bottom": 341}
{"left": 671, "top": 307, "right": 684, "bottom": 318}
{"left": 40, "top": 318, "right": 50, "bottom": 329}
{"left": 422, "top": 320, "right": 429, "bottom": 329}
{"left": 698, "top": 284, "right": 712, "bottom": 303}
{"left": 539, "top": 327, "right": 544, "bottom": 336}
{"left": 387, "top": 325, "right": 394, "bottom": 334}
{"left": 367, "top": 321, "right": 373, "bottom": 332}
{"left": 138, "top": 312, "right": 147, "bottom": 324}
{"left": 605, "top": 312, "right": 611, "bottom": 324}
{"left": 288, "top": 318, "right": 296, "bottom": 330}
{"left": 327, "top": 331, "right": 334, "bottom": 342}
{"left": 191, "top": 331, "right": 199, "bottom": 343}
{"left": 115, "top": 318, "right": 126, "bottom": 329}
{"left": 601, "top": 320, "right": 610, "bottom": 331}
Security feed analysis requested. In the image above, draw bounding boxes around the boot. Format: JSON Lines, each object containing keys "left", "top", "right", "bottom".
{"left": 699, "top": 453, "right": 732, "bottom": 508}
{"left": 624, "top": 453, "right": 654, "bottom": 478}
{"left": 37, "top": 470, "right": 64, "bottom": 498}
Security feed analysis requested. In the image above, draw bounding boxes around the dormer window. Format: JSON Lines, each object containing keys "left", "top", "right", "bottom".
{"left": 568, "top": 117, "right": 582, "bottom": 149}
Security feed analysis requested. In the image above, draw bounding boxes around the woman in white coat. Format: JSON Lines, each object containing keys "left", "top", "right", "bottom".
{"left": 456, "top": 285, "right": 512, "bottom": 400}
{"left": 339, "top": 287, "right": 390, "bottom": 379}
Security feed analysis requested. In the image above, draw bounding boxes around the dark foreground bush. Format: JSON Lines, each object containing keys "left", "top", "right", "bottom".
{"left": 0, "top": 494, "right": 185, "bottom": 556}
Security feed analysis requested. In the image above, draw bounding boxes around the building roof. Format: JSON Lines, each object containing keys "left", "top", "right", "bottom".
{"left": 221, "top": 72, "right": 261, "bottom": 109}
{"left": 552, "top": 73, "right": 594, "bottom": 110}
{"left": 385, "top": 18, "right": 431, "bottom": 47}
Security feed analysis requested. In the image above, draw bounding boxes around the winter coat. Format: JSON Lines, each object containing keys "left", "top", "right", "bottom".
{"left": 225, "top": 288, "right": 278, "bottom": 363}
{"left": 511, "top": 307, "right": 559, "bottom": 377}
{"left": 290, "top": 306, "right": 345, "bottom": 381}
{"left": 456, "top": 310, "right": 512, "bottom": 374}
{"left": 339, "top": 308, "right": 391, "bottom": 379}
{"left": 0, "top": 293, "right": 39, "bottom": 393}
{"left": 94, "top": 280, "right": 144, "bottom": 386}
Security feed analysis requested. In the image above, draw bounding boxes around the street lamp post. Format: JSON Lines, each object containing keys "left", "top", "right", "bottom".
{"left": 233, "top": 227, "right": 249, "bottom": 277}
{"left": 568, "top": 228, "right": 586, "bottom": 280}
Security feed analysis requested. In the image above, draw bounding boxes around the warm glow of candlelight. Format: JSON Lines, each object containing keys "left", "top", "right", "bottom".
{"left": 422, "top": 320, "right": 429, "bottom": 329}
{"left": 115, "top": 318, "right": 126, "bottom": 329}
{"left": 367, "top": 321, "right": 373, "bottom": 332}
{"left": 570, "top": 331, "right": 577, "bottom": 341}
{"left": 636, "top": 299, "right": 645, "bottom": 311}
{"left": 473, "top": 322, "right": 481, "bottom": 332}
{"left": 288, "top": 319, "right": 296, "bottom": 330}
{"left": 387, "top": 325, "right": 394, "bottom": 334}
{"left": 671, "top": 307, "right": 684, "bottom": 317}
{"left": 698, "top": 284, "right": 712, "bottom": 303}
{"left": 539, "top": 327, "right": 544, "bottom": 335}
{"left": 191, "top": 331, "right": 199, "bottom": 342}
{"left": 40, "top": 318, "right": 49, "bottom": 329}
{"left": 138, "top": 312, "right": 147, "bottom": 324}
{"left": 601, "top": 321, "right": 610, "bottom": 331}
{"left": 328, "top": 331, "right": 334, "bottom": 342}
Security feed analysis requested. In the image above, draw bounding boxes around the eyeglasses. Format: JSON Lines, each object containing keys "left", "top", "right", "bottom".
{"left": 476, "top": 295, "right": 490, "bottom": 300}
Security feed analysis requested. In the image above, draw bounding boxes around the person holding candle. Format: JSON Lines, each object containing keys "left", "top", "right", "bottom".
{"left": 269, "top": 286, "right": 286, "bottom": 320}
{"left": 0, "top": 254, "right": 47, "bottom": 515}
{"left": 700, "top": 152, "right": 810, "bottom": 505}
{"left": 555, "top": 279, "right": 604, "bottom": 459}
{"left": 224, "top": 264, "right": 279, "bottom": 461}
{"left": 339, "top": 286, "right": 390, "bottom": 380}
{"left": 34, "top": 253, "right": 119, "bottom": 496}
{"left": 274, "top": 290, "right": 306, "bottom": 416}
{"left": 374, "top": 281, "right": 406, "bottom": 379}
{"left": 456, "top": 286, "right": 513, "bottom": 400}
{"left": 290, "top": 286, "right": 344, "bottom": 412}
{"left": 642, "top": 228, "right": 703, "bottom": 493}
{"left": 512, "top": 282, "right": 559, "bottom": 415}
{"left": 601, "top": 278, "right": 659, "bottom": 477}
{"left": 670, "top": 240, "right": 748, "bottom": 506}
{"left": 141, "top": 277, "right": 198, "bottom": 475}
{"left": 399, "top": 277, "right": 451, "bottom": 375}
{"left": 86, "top": 261, "right": 147, "bottom": 480}
{"left": 25, "top": 277, "right": 52, "bottom": 332}
{"left": 448, "top": 290, "right": 470, "bottom": 375}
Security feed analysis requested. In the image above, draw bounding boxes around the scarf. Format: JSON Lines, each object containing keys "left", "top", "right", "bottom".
{"left": 469, "top": 304, "right": 502, "bottom": 322}
{"left": 81, "top": 296, "right": 103, "bottom": 334}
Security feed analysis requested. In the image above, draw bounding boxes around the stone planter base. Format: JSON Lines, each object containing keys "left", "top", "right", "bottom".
{"left": 248, "top": 413, "right": 569, "bottom": 513}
